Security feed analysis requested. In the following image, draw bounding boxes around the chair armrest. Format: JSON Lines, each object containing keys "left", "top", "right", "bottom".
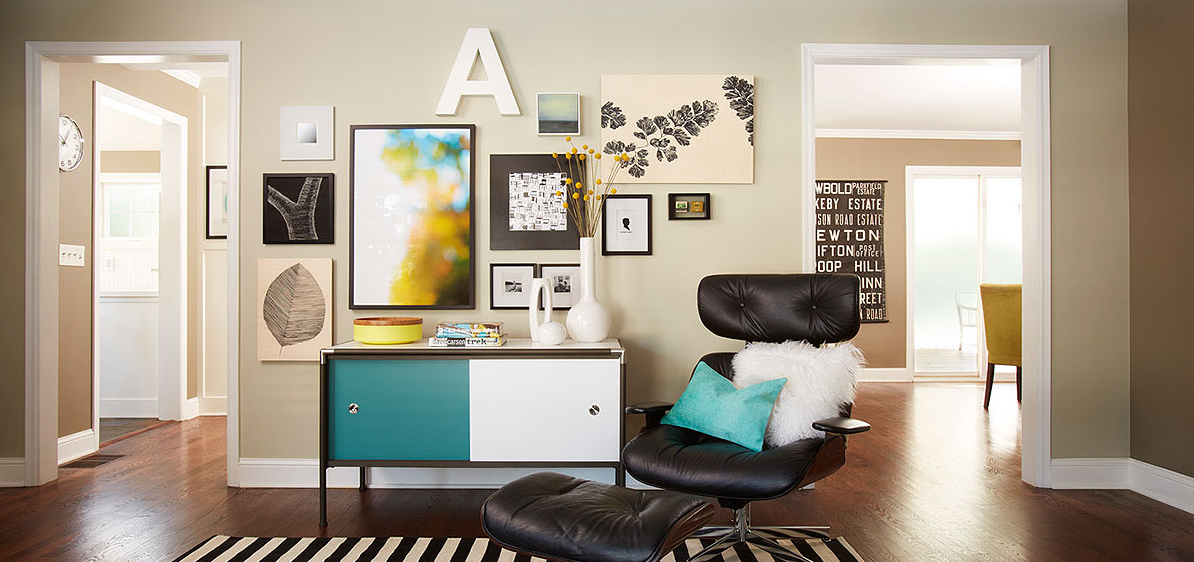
{"left": 812, "top": 416, "right": 871, "bottom": 435}
{"left": 626, "top": 402, "right": 674, "bottom": 429}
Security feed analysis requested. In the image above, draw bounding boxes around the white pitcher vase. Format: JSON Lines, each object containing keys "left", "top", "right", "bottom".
{"left": 566, "top": 237, "right": 611, "bottom": 342}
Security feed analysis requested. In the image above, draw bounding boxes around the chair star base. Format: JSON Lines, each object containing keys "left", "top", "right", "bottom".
{"left": 688, "top": 505, "right": 829, "bottom": 562}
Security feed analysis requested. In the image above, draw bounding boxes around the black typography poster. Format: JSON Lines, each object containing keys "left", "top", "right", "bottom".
{"left": 815, "top": 180, "right": 887, "bottom": 323}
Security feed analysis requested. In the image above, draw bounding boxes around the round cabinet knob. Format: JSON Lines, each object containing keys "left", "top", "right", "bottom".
{"left": 348, "top": 403, "right": 359, "bottom": 414}
{"left": 589, "top": 404, "right": 600, "bottom": 416}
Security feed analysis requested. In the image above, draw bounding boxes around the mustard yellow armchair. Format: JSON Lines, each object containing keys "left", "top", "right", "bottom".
{"left": 979, "top": 284, "right": 1021, "bottom": 409}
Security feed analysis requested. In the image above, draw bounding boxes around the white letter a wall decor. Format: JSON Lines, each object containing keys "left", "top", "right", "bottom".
{"left": 436, "top": 28, "right": 520, "bottom": 116}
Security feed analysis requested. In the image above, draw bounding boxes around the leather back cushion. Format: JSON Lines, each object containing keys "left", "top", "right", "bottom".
{"left": 697, "top": 274, "right": 861, "bottom": 345}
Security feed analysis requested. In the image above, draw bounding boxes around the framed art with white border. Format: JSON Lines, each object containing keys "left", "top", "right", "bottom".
{"left": 538, "top": 263, "right": 581, "bottom": 309}
{"left": 490, "top": 263, "right": 536, "bottom": 310}
{"left": 601, "top": 194, "right": 652, "bottom": 255}
{"left": 280, "top": 105, "right": 334, "bottom": 160}
{"left": 536, "top": 92, "right": 580, "bottom": 136}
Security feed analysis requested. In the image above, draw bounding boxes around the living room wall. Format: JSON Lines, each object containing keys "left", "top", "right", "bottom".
{"left": 0, "top": 0, "right": 1129, "bottom": 466}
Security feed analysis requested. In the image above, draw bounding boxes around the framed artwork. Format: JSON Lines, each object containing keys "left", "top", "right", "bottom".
{"left": 280, "top": 106, "right": 334, "bottom": 160}
{"left": 538, "top": 263, "right": 581, "bottom": 309}
{"left": 263, "top": 173, "right": 334, "bottom": 244}
{"left": 489, "top": 153, "right": 580, "bottom": 250}
{"left": 205, "top": 165, "right": 228, "bottom": 239}
{"left": 537, "top": 92, "right": 580, "bottom": 136}
{"left": 257, "top": 258, "right": 332, "bottom": 361}
{"left": 602, "top": 194, "right": 652, "bottom": 255}
{"left": 669, "top": 193, "right": 711, "bottom": 220}
{"left": 490, "top": 263, "right": 536, "bottom": 310}
{"left": 350, "top": 124, "right": 476, "bottom": 309}
{"left": 600, "top": 75, "right": 754, "bottom": 183}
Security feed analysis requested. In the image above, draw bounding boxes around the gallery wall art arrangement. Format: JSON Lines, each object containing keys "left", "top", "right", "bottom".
{"left": 263, "top": 173, "right": 334, "bottom": 244}
{"left": 489, "top": 153, "right": 580, "bottom": 250}
{"left": 257, "top": 258, "right": 333, "bottom": 361}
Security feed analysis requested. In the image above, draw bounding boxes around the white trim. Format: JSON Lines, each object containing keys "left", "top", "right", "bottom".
{"left": 816, "top": 128, "right": 1020, "bottom": 141}
{"left": 914, "top": 373, "right": 1018, "bottom": 383}
{"left": 1050, "top": 458, "right": 1194, "bottom": 516}
{"left": 199, "top": 396, "right": 227, "bottom": 416}
{"left": 238, "top": 459, "right": 618, "bottom": 489}
{"left": 99, "top": 398, "right": 158, "bottom": 418}
{"left": 57, "top": 429, "right": 97, "bottom": 465}
{"left": 1130, "top": 459, "right": 1194, "bottom": 516}
{"left": 182, "top": 397, "right": 200, "bottom": 420}
{"left": 801, "top": 43, "right": 1051, "bottom": 487}
{"left": 857, "top": 367, "right": 911, "bottom": 382}
{"left": 0, "top": 458, "right": 25, "bottom": 487}
{"left": 98, "top": 172, "right": 161, "bottom": 183}
{"left": 161, "top": 69, "right": 201, "bottom": 89}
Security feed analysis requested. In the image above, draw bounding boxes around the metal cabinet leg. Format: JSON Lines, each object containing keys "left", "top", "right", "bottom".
{"left": 360, "top": 467, "right": 367, "bottom": 491}
{"left": 319, "top": 467, "right": 328, "bottom": 527}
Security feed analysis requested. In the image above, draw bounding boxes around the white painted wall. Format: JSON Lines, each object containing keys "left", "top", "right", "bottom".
{"left": 97, "top": 294, "right": 159, "bottom": 417}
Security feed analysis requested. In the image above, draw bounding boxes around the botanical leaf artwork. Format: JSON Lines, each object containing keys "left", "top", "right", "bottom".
{"left": 722, "top": 76, "right": 754, "bottom": 145}
{"left": 267, "top": 176, "right": 322, "bottom": 241}
{"left": 263, "top": 263, "right": 327, "bottom": 353}
{"left": 601, "top": 100, "right": 718, "bottom": 178}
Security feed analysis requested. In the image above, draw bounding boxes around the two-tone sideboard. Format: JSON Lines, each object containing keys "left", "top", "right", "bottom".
{"left": 319, "top": 339, "right": 625, "bottom": 526}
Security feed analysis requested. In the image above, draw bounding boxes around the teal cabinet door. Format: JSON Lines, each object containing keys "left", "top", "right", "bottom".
{"left": 328, "top": 359, "right": 469, "bottom": 460}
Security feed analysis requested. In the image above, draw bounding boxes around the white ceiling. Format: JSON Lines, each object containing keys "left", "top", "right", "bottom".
{"left": 98, "top": 101, "right": 161, "bottom": 151}
{"left": 814, "top": 63, "right": 1021, "bottom": 138}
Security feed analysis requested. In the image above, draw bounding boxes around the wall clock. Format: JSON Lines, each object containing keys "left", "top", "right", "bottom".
{"left": 58, "top": 115, "right": 84, "bottom": 172}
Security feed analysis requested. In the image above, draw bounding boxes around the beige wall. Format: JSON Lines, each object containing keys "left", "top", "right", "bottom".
{"left": 1128, "top": 0, "right": 1194, "bottom": 477}
{"left": 56, "top": 63, "right": 203, "bottom": 438}
{"left": 100, "top": 150, "right": 161, "bottom": 173}
{"left": 0, "top": 0, "right": 1130, "bottom": 462}
{"left": 816, "top": 138, "right": 1022, "bottom": 369}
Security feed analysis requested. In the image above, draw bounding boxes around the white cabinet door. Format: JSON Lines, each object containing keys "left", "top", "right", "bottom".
{"left": 469, "top": 359, "right": 620, "bottom": 462}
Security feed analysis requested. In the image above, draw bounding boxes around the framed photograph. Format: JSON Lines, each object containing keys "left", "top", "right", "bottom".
{"left": 602, "top": 194, "right": 653, "bottom": 255}
{"left": 263, "top": 173, "right": 334, "bottom": 244}
{"left": 539, "top": 263, "right": 581, "bottom": 309}
{"left": 280, "top": 106, "right": 334, "bottom": 160}
{"left": 489, "top": 153, "right": 580, "bottom": 250}
{"left": 537, "top": 92, "right": 580, "bottom": 136}
{"left": 490, "top": 263, "right": 536, "bottom": 309}
{"left": 669, "top": 192, "right": 710, "bottom": 220}
{"left": 205, "top": 165, "right": 228, "bottom": 239}
{"left": 350, "top": 124, "right": 476, "bottom": 309}
{"left": 257, "top": 258, "right": 332, "bottom": 361}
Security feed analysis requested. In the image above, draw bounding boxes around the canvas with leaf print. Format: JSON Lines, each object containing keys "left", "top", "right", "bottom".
{"left": 257, "top": 258, "right": 332, "bottom": 361}
{"left": 601, "top": 75, "right": 754, "bottom": 184}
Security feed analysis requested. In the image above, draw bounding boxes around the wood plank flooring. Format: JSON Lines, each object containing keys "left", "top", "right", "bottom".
{"left": 1, "top": 382, "right": 1193, "bottom": 561}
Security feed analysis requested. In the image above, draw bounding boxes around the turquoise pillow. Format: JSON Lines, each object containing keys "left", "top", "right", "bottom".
{"left": 661, "top": 362, "right": 786, "bottom": 451}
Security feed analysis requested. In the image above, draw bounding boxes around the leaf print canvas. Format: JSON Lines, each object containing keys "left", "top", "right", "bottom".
{"left": 257, "top": 258, "right": 332, "bottom": 361}
{"left": 601, "top": 75, "right": 754, "bottom": 184}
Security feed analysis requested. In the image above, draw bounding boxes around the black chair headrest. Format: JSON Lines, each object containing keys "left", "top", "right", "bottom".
{"left": 697, "top": 274, "right": 861, "bottom": 345}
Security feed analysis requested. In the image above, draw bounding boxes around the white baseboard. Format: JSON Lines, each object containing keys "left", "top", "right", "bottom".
{"left": 100, "top": 398, "right": 158, "bottom": 418}
{"left": 858, "top": 368, "right": 910, "bottom": 382}
{"left": 1051, "top": 457, "right": 1194, "bottom": 515}
{"left": 199, "top": 396, "right": 227, "bottom": 416}
{"left": 0, "top": 458, "right": 24, "bottom": 487}
{"left": 182, "top": 397, "right": 200, "bottom": 420}
{"left": 238, "top": 458, "right": 619, "bottom": 489}
{"left": 58, "top": 429, "right": 97, "bottom": 465}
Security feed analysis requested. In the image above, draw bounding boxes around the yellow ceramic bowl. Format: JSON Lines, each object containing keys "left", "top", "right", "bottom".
{"left": 353, "top": 317, "right": 423, "bottom": 345}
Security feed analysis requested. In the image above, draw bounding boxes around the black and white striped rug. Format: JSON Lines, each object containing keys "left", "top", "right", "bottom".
{"left": 174, "top": 532, "right": 864, "bottom": 562}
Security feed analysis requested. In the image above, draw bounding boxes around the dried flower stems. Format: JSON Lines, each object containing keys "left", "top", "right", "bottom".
{"left": 553, "top": 136, "right": 628, "bottom": 237}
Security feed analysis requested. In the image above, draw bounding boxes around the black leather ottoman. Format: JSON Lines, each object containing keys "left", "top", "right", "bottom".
{"left": 482, "top": 472, "right": 716, "bottom": 562}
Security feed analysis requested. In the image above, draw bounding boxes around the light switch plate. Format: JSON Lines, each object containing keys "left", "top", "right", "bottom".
{"left": 59, "top": 244, "right": 85, "bottom": 267}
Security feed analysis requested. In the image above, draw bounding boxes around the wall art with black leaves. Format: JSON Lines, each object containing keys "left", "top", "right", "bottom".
{"left": 257, "top": 258, "right": 332, "bottom": 361}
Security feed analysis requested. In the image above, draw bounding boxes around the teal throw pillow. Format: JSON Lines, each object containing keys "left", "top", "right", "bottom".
{"left": 661, "top": 361, "right": 786, "bottom": 452}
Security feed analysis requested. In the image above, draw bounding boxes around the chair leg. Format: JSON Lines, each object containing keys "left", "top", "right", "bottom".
{"left": 984, "top": 363, "right": 995, "bottom": 409}
{"left": 1016, "top": 366, "right": 1022, "bottom": 402}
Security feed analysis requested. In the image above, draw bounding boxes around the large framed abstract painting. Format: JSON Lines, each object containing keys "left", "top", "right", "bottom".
{"left": 350, "top": 124, "right": 476, "bottom": 309}
{"left": 489, "top": 153, "right": 580, "bottom": 250}
{"left": 600, "top": 75, "right": 754, "bottom": 184}
{"left": 263, "top": 173, "right": 334, "bottom": 244}
{"left": 257, "top": 258, "right": 332, "bottom": 361}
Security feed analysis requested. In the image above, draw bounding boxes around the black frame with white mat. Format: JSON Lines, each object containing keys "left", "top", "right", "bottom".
{"left": 538, "top": 263, "right": 581, "bottom": 310}
{"left": 601, "top": 194, "right": 652, "bottom": 256}
{"left": 489, "top": 153, "right": 581, "bottom": 250}
{"left": 490, "top": 263, "right": 537, "bottom": 310}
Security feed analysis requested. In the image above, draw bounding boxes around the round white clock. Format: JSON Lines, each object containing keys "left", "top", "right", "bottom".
{"left": 58, "top": 115, "right": 84, "bottom": 172}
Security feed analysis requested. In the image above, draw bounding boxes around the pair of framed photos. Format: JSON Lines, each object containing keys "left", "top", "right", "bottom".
{"left": 491, "top": 263, "right": 582, "bottom": 310}
{"left": 602, "top": 194, "right": 652, "bottom": 255}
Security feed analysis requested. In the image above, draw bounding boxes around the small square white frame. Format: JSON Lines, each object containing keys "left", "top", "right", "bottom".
{"left": 536, "top": 92, "right": 581, "bottom": 136}
{"left": 280, "top": 105, "right": 334, "bottom": 160}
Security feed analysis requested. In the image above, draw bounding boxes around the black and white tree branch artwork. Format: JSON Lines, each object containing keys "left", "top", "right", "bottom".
{"left": 601, "top": 100, "right": 719, "bottom": 178}
{"left": 722, "top": 75, "right": 754, "bottom": 145}
{"left": 267, "top": 176, "right": 322, "bottom": 241}
{"left": 262, "top": 262, "right": 326, "bottom": 355}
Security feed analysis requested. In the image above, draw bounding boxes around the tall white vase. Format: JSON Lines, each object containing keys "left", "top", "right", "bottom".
{"left": 566, "top": 237, "right": 611, "bottom": 343}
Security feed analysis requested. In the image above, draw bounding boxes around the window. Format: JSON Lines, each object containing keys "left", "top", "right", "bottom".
{"left": 97, "top": 176, "right": 161, "bottom": 293}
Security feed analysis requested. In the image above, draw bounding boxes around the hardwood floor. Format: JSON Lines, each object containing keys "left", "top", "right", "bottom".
{"left": 2, "top": 383, "right": 1193, "bottom": 561}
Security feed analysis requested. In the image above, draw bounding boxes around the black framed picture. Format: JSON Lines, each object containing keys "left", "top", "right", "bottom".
{"left": 350, "top": 124, "right": 476, "bottom": 309}
{"left": 669, "top": 193, "right": 710, "bottom": 220}
{"left": 489, "top": 153, "right": 581, "bottom": 250}
{"left": 206, "top": 165, "right": 228, "bottom": 239}
{"left": 601, "top": 194, "right": 652, "bottom": 255}
{"left": 263, "top": 173, "right": 334, "bottom": 244}
{"left": 490, "top": 263, "right": 536, "bottom": 310}
{"left": 538, "top": 263, "right": 581, "bottom": 309}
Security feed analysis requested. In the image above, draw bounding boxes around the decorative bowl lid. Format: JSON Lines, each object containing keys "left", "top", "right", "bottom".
{"left": 353, "top": 316, "right": 423, "bottom": 326}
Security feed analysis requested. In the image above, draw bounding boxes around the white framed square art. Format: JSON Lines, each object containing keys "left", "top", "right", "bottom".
{"left": 280, "top": 105, "right": 334, "bottom": 160}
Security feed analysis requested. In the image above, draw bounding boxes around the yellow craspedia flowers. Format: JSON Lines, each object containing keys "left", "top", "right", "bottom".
{"left": 552, "top": 152, "right": 558, "bottom": 158}
{"left": 594, "top": 153, "right": 601, "bottom": 160}
{"left": 575, "top": 181, "right": 582, "bottom": 188}
{"left": 562, "top": 202, "right": 568, "bottom": 209}
{"left": 565, "top": 136, "right": 572, "bottom": 141}
{"left": 595, "top": 179, "right": 602, "bottom": 185}
{"left": 572, "top": 192, "right": 579, "bottom": 199}
{"left": 579, "top": 154, "right": 585, "bottom": 161}
{"left": 583, "top": 194, "right": 590, "bottom": 201}
{"left": 611, "top": 188, "right": 618, "bottom": 194}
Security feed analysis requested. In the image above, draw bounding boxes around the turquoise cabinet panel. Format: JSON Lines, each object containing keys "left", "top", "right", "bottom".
{"left": 328, "top": 359, "right": 469, "bottom": 460}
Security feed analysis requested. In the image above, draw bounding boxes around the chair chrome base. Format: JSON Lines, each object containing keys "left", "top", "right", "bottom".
{"left": 688, "top": 505, "right": 829, "bottom": 562}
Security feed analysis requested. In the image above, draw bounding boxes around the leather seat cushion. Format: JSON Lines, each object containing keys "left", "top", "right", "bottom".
{"left": 622, "top": 424, "right": 825, "bottom": 500}
{"left": 482, "top": 472, "right": 713, "bottom": 562}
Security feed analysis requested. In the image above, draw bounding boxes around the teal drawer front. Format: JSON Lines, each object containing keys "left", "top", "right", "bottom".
{"left": 328, "top": 359, "right": 469, "bottom": 460}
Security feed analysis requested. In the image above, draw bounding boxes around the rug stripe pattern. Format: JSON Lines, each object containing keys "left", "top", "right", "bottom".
{"left": 174, "top": 533, "right": 863, "bottom": 562}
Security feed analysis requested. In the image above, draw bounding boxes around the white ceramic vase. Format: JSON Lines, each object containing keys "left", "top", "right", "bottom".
{"left": 566, "top": 237, "right": 611, "bottom": 343}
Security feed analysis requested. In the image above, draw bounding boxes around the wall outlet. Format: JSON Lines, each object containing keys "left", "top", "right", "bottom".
{"left": 59, "top": 244, "right": 85, "bottom": 267}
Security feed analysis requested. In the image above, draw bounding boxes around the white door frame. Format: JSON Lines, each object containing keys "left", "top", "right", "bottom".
{"left": 24, "top": 41, "right": 242, "bottom": 486}
{"left": 801, "top": 43, "right": 1052, "bottom": 487}
{"left": 905, "top": 166, "right": 1021, "bottom": 381}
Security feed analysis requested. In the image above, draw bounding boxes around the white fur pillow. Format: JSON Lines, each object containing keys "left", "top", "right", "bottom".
{"left": 732, "top": 341, "right": 863, "bottom": 447}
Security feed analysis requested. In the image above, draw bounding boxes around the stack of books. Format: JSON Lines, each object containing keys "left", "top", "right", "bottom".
{"left": 429, "top": 322, "right": 506, "bottom": 347}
